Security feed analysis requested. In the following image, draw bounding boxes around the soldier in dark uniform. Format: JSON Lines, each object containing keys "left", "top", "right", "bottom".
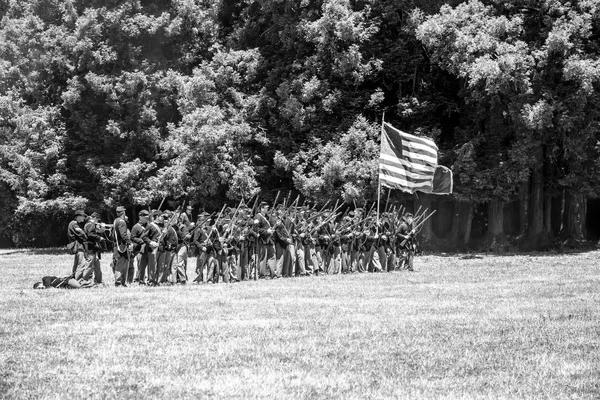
{"left": 236, "top": 208, "right": 252, "bottom": 281}
{"left": 143, "top": 210, "right": 162, "bottom": 285}
{"left": 111, "top": 206, "right": 131, "bottom": 287}
{"left": 339, "top": 216, "right": 353, "bottom": 274}
{"left": 255, "top": 201, "right": 277, "bottom": 279}
{"left": 329, "top": 217, "right": 342, "bottom": 274}
{"left": 192, "top": 212, "right": 211, "bottom": 283}
{"left": 83, "top": 211, "right": 105, "bottom": 283}
{"left": 179, "top": 205, "right": 193, "bottom": 229}
{"left": 131, "top": 210, "right": 149, "bottom": 284}
{"left": 157, "top": 211, "right": 178, "bottom": 284}
{"left": 397, "top": 213, "right": 415, "bottom": 271}
{"left": 293, "top": 209, "right": 309, "bottom": 276}
{"left": 273, "top": 205, "right": 293, "bottom": 277}
{"left": 68, "top": 209, "right": 89, "bottom": 278}
{"left": 172, "top": 220, "right": 190, "bottom": 284}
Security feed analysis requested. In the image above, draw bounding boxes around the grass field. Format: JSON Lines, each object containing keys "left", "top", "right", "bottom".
{"left": 1, "top": 250, "right": 599, "bottom": 399}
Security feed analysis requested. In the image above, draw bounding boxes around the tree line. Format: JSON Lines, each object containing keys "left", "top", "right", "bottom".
{"left": 1, "top": 0, "right": 598, "bottom": 249}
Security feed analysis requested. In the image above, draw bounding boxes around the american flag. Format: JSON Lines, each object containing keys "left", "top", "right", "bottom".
{"left": 379, "top": 122, "right": 439, "bottom": 193}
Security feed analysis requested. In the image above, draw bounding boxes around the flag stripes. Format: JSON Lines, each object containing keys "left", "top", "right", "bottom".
{"left": 379, "top": 122, "right": 438, "bottom": 193}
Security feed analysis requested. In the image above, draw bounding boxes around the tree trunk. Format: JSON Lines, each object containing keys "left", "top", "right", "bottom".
{"left": 528, "top": 152, "right": 544, "bottom": 237}
{"left": 487, "top": 198, "right": 504, "bottom": 240}
{"left": 463, "top": 204, "right": 474, "bottom": 245}
{"left": 451, "top": 200, "right": 474, "bottom": 246}
{"left": 518, "top": 182, "right": 529, "bottom": 236}
{"left": 563, "top": 191, "right": 587, "bottom": 240}
{"left": 543, "top": 193, "right": 552, "bottom": 234}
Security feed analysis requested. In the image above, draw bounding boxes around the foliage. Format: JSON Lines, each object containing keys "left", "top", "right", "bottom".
{"left": 275, "top": 115, "right": 379, "bottom": 205}
{"left": 416, "top": 0, "right": 600, "bottom": 203}
{"left": 0, "top": 0, "right": 599, "bottom": 246}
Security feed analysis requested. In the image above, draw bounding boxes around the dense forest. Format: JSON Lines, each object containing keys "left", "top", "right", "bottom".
{"left": 1, "top": 0, "right": 599, "bottom": 250}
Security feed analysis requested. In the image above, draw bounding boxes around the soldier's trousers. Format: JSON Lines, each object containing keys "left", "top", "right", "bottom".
{"left": 194, "top": 250, "right": 208, "bottom": 283}
{"left": 398, "top": 250, "right": 414, "bottom": 271}
{"left": 356, "top": 249, "right": 367, "bottom": 272}
{"left": 340, "top": 245, "right": 351, "bottom": 273}
{"left": 386, "top": 250, "right": 396, "bottom": 272}
{"left": 221, "top": 252, "right": 230, "bottom": 283}
{"left": 113, "top": 250, "right": 130, "bottom": 286}
{"left": 368, "top": 246, "right": 383, "bottom": 272}
{"left": 324, "top": 246, "right": 341, "bottom": 274}
{"left": 172, "top": 244, "right": 188, "bottom": 283}
{"left": 257, "top": 243, "right": 276, "bottom": 278}
{"left": 275, "top": 242, "right": 287, "bottom": 277}
{"left": 138, "top": 250, "right": 158, "bottom": 284}
{"left": 206, "top": 257, "right": 218, "bottom": 283}
{"left": 227, "top": 252, "right": 239, "bottom": 282}
{"left": 75, "top": 250, "right": 94, "bottom": 281}
{"left": 239, "top": 244, "right": 248, "bottom": 280}
{"left": 246, "top": 245, "right": 258, "bottom": 280}
{"left": 73, "top": 250, "right": 91, "bottom": 280}
{"left": 276, "top": 243, "right": 296, "bottom": 277}
{"left": 127, "top": 253, "right": 136, "bottom": 283}
{"left": 295, "top": 242, "right": 307, "bottom": 275}
{"left": 157, "top": 250, "right": 174, "bottom": 283}
{"left": 314, "top": 246, "right": 324, "bottom": 274}
{"left": 304, "top": 243, "right": 318, "bottom": 275}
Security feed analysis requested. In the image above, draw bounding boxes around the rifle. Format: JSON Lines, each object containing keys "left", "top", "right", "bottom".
{"left": 384, "top": 189, "right": 391, "bottom": 213}
{"left": 305, "top": 199, "right": 344, "bottom": 224}
{"left": 211, "top": 203, "right": 228, "bottom": 239}
{"left": 308, "top": 211, "right": 341, "bottom": 235}
{"left": 318, "top": 199, "right": 331, "bottom": 213}
{"left": 187, "top": 212, "right": 215, "bottom": 236}
{"left": 156, "top": 202, "right": 186, "bottom": 248}
{"left": 283, "top": 190, "right": 292, "bottom": 208}
{"left": 399, "top": 210, "right": 436, "bottom": 248}
{"left": 272, "top": 190, "right": 281, "bottom": 209}
{"left": 337, "top": 215, "right": 375, "bottom": 234}
{"left": 222, "top": 198, "right": 246, "bottom": 240}
{"left": 157, "top": 195, "right": 166, "bottom": 213}
{"left": 251, "top": 194, "right": 260, "bottom": 215}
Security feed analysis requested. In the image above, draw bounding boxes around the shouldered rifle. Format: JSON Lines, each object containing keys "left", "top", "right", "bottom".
{"left": 251, "top": 193, "right": 260, "bottom": 215}
{"left": 222, "top": 198, "right": 245, "bottom": 240}
{"left": 211, "top": 203, "right": 228, "bottom": 239}
{"left": 399, "top": 209, "right": 436, "bottom": 247}
{"left": 157, "top": 202, "right": 185, "bottom": 245}
{"left": 309, "top": 211, "right": 341, "bottom": 235}
{"left": 157, "top": 195, "right": 166, "bottom": 213}
{"left": 272, "top": 190, "right": 281, "bottom": 209}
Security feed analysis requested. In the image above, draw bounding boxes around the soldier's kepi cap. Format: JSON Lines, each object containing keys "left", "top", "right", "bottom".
{"left": 74, "top": 209, "right": 86, "bottom": 217}
{"left": 90, "top": 211, "right": 101, "bottom": 219}
{"left": 259, "top": 201, "right": 269, "bottom": 208}
{"left": 116, "top": 205, "right": 126, "bottom": 213}
{"left": 139, "top": 210, "right": 150, "bottom": 217}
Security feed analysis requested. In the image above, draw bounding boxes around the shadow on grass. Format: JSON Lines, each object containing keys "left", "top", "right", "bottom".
{"left": 0, "top": 248, "right": 69, "bottom": 256}
{"left": 425, "top": 248, "right": 600, "bottom": 258}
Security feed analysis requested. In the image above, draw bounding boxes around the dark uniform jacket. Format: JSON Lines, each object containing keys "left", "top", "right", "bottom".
{"left": 255, "top": 212, "right": 273, "bottom": 245}
{"left": 67, "top": 220, "right": 87, "bottom": 252}
{"left": 130, "top": 222, "right": 146, "bottom": 253}
{"left": 84, "top": 220, "right": 103, "bottom": 253}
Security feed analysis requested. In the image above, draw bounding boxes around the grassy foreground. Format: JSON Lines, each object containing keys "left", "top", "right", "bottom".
{"left": 1, "top": 250, "right": 599, "bottom": 399}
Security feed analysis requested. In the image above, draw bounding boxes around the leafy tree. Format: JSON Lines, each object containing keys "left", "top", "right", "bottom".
{"left": 275, "top": 115, "right": 379, "bottom": 205}
{"left": 416, "top": 0, "right": 600, "bottom": 245}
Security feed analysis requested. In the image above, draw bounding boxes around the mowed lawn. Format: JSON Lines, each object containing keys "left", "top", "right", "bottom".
{"left": 1, "top": 250, "right": 599, "bottom": 399}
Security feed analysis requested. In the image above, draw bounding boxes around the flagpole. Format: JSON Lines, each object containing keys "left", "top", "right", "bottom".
{"left": 377, "top": 112, "right": 385, "bottom": 235}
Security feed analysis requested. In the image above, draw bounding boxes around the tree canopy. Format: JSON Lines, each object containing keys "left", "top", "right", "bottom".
{"left": 1, "top": 0, "right": 598, "bottom": 248}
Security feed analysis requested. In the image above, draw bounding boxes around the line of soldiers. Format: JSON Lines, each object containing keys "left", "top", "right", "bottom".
{"left": 66, "top": 198, "right": 423, "bottom": 287}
